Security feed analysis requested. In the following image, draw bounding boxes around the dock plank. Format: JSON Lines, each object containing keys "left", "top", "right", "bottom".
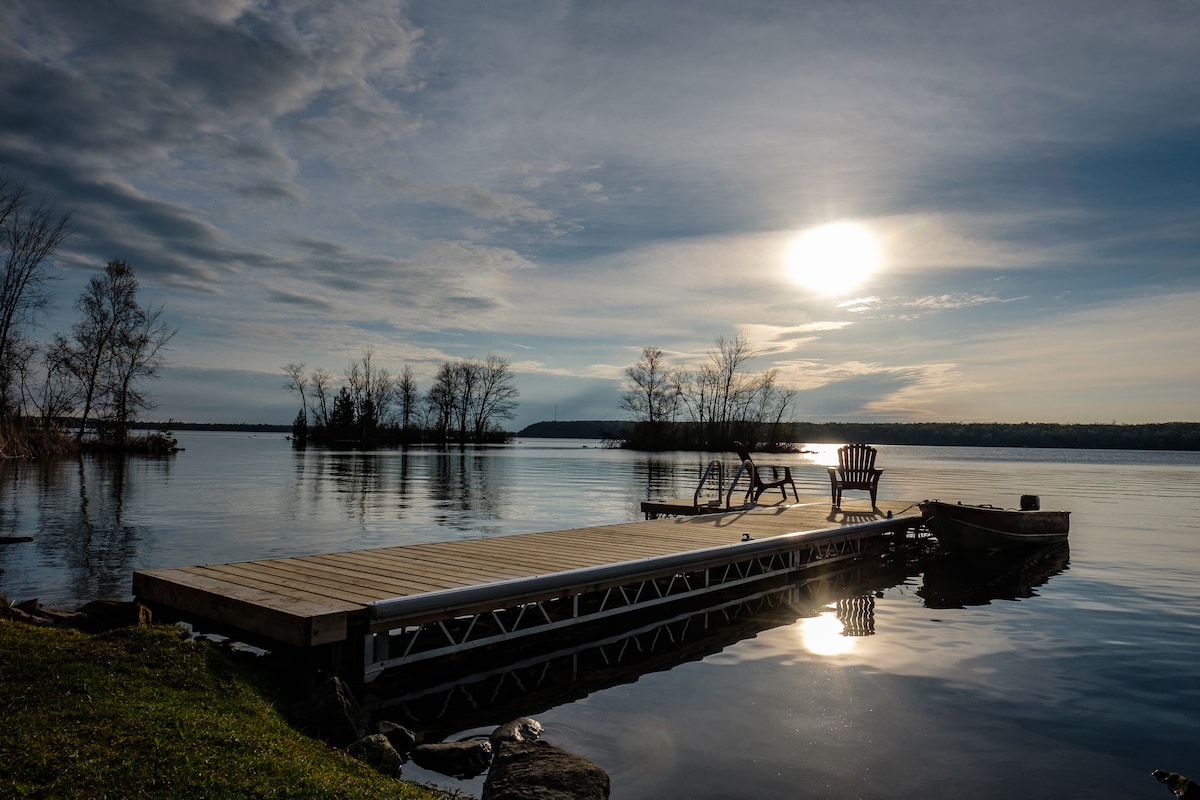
{"left": 201, "top": 563, "right": 405, "bottom": 604}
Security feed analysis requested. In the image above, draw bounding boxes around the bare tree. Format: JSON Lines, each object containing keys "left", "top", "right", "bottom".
{"left": 452, "top": 360, "right": 481, "bottom": 445}
{"left": 634, "top": 333, "right": 795, "bottom": 450}
{"left": 621, "top": 346, "right": 678, "bottom": 425}
{"left": 472, "top": 355, "right": 520, "bottom": 441}
{"left": 0, "top": 172, "right": 72, "bottom": 414}
{"left": 711, "top": 333, "right": 758, "bottom": 437}
{"left": 282, "top": 362, "right": 308, "bottom": 427}
{"left": 398, "top": 365, "right": 418, "bottom": 431}
{"left": 308, "top": 367, "right": 334, "bottom": 430}
{"left": 103, "top": 302, "right": 175, "bottom": 442}
{"left": 425, "top": 362, "right": 457, "bottom": 441}
{"left": 344, "top": 348, "right": 397, "bottom": 441}
{"left": 27, "top": 335, "right": 79, "bottom": 428}
{"left": 62, "top": 260, "right": 141, "bottom": 439}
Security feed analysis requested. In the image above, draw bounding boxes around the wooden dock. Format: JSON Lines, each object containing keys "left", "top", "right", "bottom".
{"left": 133, "top": 497, "right": 924, "bottom": 681}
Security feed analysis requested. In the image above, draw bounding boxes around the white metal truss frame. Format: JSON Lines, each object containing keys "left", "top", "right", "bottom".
{"left": 363, "top": 518, "right": 922, "bottom": 679}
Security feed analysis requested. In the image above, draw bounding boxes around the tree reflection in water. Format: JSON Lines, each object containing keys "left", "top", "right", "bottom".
{"left": 1, "top": 454, "right": 175, "bottom": 605}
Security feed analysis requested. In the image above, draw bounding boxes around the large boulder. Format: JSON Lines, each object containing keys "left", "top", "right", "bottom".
{"left": 410, "top": 740, "right": 493, "bottom": 778}
{"left": 491, "top": 717, "right": 543, "bottom": 745}
{"left": 483, "top": 740, "right": 610, "bottom": 800}
{"left": 376, "top": 720, "right": 417, "bottom": 754}
{"left": 348, "top": 734, "right": 404, "bottom": 777}
{"left": 289, "top": 677, "right": 368, "bottom": 747}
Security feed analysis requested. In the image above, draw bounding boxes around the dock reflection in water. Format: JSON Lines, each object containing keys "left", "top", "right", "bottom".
{"left": 362, "top": 556, "right": 914, "bottom": 741}
{"left": 363, "top": 537, "right": 1073, "bottom": 743}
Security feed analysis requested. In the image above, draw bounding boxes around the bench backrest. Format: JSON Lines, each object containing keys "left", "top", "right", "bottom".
{"left": 837, "top": 443, "right": 877, "bottom": 478}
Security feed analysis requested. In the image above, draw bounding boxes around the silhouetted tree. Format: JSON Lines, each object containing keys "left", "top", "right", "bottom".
{"left": 104, "top": 302, "right": 174, "bottom": 442}
{"left": 472, "top": 355, "right": 520, "bottom": 441}
{"left": 0, "top": 171, "right": 72, "bottom": 414}
{"left": 308, "top": 367, "right": 334, "bottom": 431}
{"left": 621, "top": 346, "right": 678, "bottom": 425}
{"left": 52, "top": 260, "right": 176, "bottom": 444}
{"left": 328, "top": 386, "right": 355, "bottom": 441}
{"left": 425, "top": 362, "right": 457, "bottom": 442}
{"left": 282, "top": 362, "right": 308, "bottom": 431}
{"left": 622, "top": 333, "right": 796, "bottom": 450}
{"left": 62, "top": 260, "right": 142, "bottom": 439}
{"left": 398, "top": 364, "right": 418, "bottom": 433}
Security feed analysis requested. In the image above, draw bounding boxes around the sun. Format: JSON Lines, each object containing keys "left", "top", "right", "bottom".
{"left": 787, "top": 222, "right": 881, "bottom": 296}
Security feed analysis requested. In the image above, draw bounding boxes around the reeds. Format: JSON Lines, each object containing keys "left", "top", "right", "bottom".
{"left": 0, "top": 419, "right": 78, "bottom": 460}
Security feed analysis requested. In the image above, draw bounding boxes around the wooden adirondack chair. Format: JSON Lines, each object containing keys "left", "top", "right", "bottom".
{"left": 827, "top": 443, "right": 883, "bottom": 508}
{"left": 733, "top": 441, "right": 798, "bottom": 503}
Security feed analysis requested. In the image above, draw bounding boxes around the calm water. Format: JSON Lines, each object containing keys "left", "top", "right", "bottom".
{"left": 3, "top": 433, "right": 1199, "bottom": 799}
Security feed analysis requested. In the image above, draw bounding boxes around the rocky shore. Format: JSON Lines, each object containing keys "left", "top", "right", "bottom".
{"left": 291, "top": 675, "right": 609, "bottom": 799}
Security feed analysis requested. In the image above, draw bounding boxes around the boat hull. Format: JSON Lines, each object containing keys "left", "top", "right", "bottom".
{"left": 919, "top": 500, "right": 1069, "bottom": 556}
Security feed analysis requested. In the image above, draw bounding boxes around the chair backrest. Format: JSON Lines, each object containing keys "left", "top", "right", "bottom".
{"left": 838, "top": 443, "right": 877, "bottom": 476}
{"left": 733, "top": 441, "right": 754, "bottom": 466}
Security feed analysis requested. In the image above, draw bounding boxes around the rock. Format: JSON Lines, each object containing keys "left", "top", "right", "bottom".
{"left": 376, "top": 720, "right": 417, "bottom": 753}
{"left": 74, "top": 599, "right": 152, "bottom": 632}
{"left": 1154, "top": 770, "right": 1200, "bottom": 798}
{"left": 483, "top": 740, "right": 610, "bottom": 800}
{"left": 410, "top": 740, "right": 493, "bottom": 778}
{"left": 9, "top": 604, "right": 55, "bottom": 626}
{"left": 491, "top": 717, "right": 543, "bottom": 745}
{"left": 290, "top": 677, "right": 368, "bottom": 747}
{"left": 348, "top": 733, "right": 404, "bottom": 777}
{"left": 0, "top": 535, "right": 34, "bottom": 544}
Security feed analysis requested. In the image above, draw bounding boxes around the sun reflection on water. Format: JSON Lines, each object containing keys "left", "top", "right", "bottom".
{"left": 799, "top": 611, "right": 856, "bottom": 656}
{"left": 801, "top": 443, "right": 843, "bottom": 468}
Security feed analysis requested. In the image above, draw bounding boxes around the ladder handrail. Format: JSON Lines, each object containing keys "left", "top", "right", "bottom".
{"left": 693, "top": 458, "right": 725, "bottom": 510}
{"left": 726, "top": 459, "right": 754, "bottom": 509}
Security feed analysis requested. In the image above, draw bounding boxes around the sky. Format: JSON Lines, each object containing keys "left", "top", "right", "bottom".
{"left": 1, "top": 0, "right": 1197, "bottom": 432}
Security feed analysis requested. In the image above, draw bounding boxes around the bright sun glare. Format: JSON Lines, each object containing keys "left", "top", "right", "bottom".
{"left": 787, "top": 222, "right": 881, "bottom": 296}
{"left": 799, "top": 612, "right": 855, "bottom": 656}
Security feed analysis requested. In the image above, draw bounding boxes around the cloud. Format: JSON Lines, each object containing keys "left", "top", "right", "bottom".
{"left": 2, "top": 0, "right": 1198, "bottom": 429}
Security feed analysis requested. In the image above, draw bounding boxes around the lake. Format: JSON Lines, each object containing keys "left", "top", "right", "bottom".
{"left": 3, "top": 433, "right": 1199, "bottom": 799}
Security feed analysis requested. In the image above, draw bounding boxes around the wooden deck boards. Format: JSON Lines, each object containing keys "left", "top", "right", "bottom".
{"left": 133, "top": 497, "right": 918, "bottom": 649}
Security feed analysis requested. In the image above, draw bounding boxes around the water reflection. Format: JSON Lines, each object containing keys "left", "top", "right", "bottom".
{"left": 1, "top": 455, "right": 174, "bottom": 604}
{"left": 917, "top": 542, "right": 1071, "bottom": 608}
{"left": 362, "top": 559, "right": 910, "bottom": 741}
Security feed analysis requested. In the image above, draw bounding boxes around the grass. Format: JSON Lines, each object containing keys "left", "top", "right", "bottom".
{"left": 0, "top": 615, "right": 445, "bottom": 799}
{"left": 0, "top": 420, "right": 78, "bottom": 460}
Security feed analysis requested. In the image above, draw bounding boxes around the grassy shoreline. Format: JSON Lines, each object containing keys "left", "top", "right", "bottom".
{"left": 0, "top": 614, "right": 445, "bottom": 799}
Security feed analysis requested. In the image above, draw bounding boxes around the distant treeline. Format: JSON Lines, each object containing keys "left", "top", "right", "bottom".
{"left": 133, "top": 421, "right": 291, "bottom": 433}
{"left": 792, "top": 422, "right": 1200, "bottom": 451}
{"left": 519, "top": 420, "right": 1200, "bottom": 451}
